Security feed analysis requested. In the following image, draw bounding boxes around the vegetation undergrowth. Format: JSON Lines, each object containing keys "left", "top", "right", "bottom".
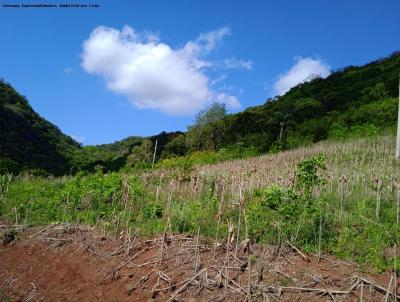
{"left": 1, "top": 134, "right": 399, "bottom": 273}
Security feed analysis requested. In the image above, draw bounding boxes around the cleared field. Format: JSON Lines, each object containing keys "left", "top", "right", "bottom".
{"left": 0, "top": 223, "right": 398, "bottom": 301}
{"left": 1, "top": 135, "right": 399, "bottom": 283}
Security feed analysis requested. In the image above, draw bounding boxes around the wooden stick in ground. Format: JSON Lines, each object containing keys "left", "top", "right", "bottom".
{"left": 326, "top": 289, "right": 338, "bottom": 302}
{"left": 154, "top": 271, "right": 204, "bottom": 293}
{"left": 253, "top": 277, "right": 361, "bottom": 297}
{"left": 265, "top": 286, "right": 351, "bottom": 295}
{"left": 376, "top": 179, "right": 381, "bottom": 222}
{"left": 248, "top": 252, "right": 252, "bottom": 302}
{"left": 151, "top": 276, "right": 160, "bottom": 299}
{"left": 310, "top": 274, "right": 339, "bottom": 302}
{"left": 396, "top": 188, "right": 399, "bottom": 302}
{"left": 384, "top": 275, "right": 394, "bottom": 302}
{"left": 318, "top": 207, "right": 322, "bottom": 262}
{"left": 99, "top": 247, "right": 150, "bottom": 285}
{"left": 219, "top": 271, "right": 248, "bottom": 295}
{"left": 358, "top": 276, "right": 400, "bottom": 299}
{"left": 29, "top": 224, "right": 55, "bottom": 238}
{"left": 213, "top": 184, "right": 225, "bottom": 258}
{"left": 130, "top": 269, "right": 155, "bottom": 292}
{"left": 368, "top": 283, "right": 373, "bottom": 301}
{"left": 166, "top": 268, "right": 206, "bottom": 302}
{"left": 194, "top": 227, "right": 200, "bottom": 273}
{"left": 234, "top": 185, "right": 243, "bottom": 259}
{"left": 159, "top": 228, "right": 166, "bottom": 265}
{"left": 349, "top": 277, "right": 361, "bottom": 292}
{"left": 167, "top": 181, "right": 173, "bottom": 236}
{"left": 359, "top": 281, "right": 364, "bottom": 302}
{"left": 339, "top": 177, "right": 345, "bottom": 224}
{"left": 397, "top": 189, "right": 399, "bottom": 227}
{"left": 114, "top": 216, "right": 121, "bottom": 240}
{"left": 151, "top": 139, "right": 158, "bottom": 170}
{"left": 286, "top": 240, "right": 309, "bottom": 261}
{"left": 225, "top": 219, "right": 233, "bottom": 291}
{"left": 395, "top": 243, "right": 398, "bottom": 302}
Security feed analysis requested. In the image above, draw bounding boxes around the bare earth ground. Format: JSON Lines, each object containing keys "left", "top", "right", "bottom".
{"left": 0, "top": 223, "right": 398, "bottom": 302}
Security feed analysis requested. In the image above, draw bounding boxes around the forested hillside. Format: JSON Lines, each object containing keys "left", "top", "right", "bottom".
{"left": 167, "top": 51, "right": 400, "bottom": 157}
{"left": 74, "top": 131, "right": 182, "bottom": 173}
{"left": 0, "top": 80, "right": 80, "bottom": 175}
{"left": 0, "top": 80, "right": 181, "bottom": 174}
{"left": 1, "top": 51, "right": 399, "bottom": 175}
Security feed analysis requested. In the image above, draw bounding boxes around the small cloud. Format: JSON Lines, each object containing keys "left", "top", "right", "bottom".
{"left": 81, "top": 25, "right": 247, "bottom": 116}
{"left": 215, "top": 92, "right": 241, "bottom": 109}
{"left": 217, "top": 83, "right": 235, "bottom": 93}
{"left": 193, "top": 26, "right": 231, "bottom": 53}
{"left": 273, "top": 57, "right": 330, "bottom": 96}
{"left": 71, "top": 135, "right": 85, "bottom": 144}
{"left": 210, "top": 75, "right": 227, "bottom": 86}
{"left": 63, "top": 67, "right": 74, "bottom": 75}
{"left": 221, "top": 58, "right": 253, "bottom": 70}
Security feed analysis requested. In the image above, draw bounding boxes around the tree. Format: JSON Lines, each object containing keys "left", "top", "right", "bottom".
{"left": 361, "top": 82, "right": 389, "bottom": 103}
{"left": 293, "top": 98, "right": 322, "bottom": 123}
{"left": 194, "top": 102, "right": 226, "bottom": 127}
{"left": 161, "top": 134, "right": 187, "bottom": 158}
{"left": 186, "top": 103, "right": 227, "bottom": 151}
{"left": 126, "top": 139, "right": 152, "bottom": 167}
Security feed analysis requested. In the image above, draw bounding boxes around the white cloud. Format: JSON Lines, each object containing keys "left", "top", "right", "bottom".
{"left": 81, "top": 25, "right": 244, "bottom": 116}
{"left": 210, "top": 75, "right": 227, "bottom": 86}
{"left": 191, "top": 26, "right": 231, "bottom": 54}
{"left": 215, "top": 92, "right": 241, "bottom": 109}
{"left": 221, "top": 58, "right": 253, "bottom": 70}
{"left": 273, "top": 57, "right": 330, "bottom": 96}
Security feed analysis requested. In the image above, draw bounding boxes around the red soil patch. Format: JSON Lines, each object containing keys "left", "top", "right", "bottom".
{"left": 0, "top": 224, "right": 398, "bottom": 301}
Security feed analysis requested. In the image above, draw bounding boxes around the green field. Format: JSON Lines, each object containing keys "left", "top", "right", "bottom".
{"left": 2, "top": 133, "right": 400, "bottom": 272}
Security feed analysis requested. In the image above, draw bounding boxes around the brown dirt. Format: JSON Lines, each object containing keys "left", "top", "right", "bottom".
{"left": 0, "top": 223, "right": 398, "bottom": 302}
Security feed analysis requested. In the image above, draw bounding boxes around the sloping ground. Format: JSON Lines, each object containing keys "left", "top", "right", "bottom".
{"left": 0, "top": 223, "right": 398, "bottom": 302}
{"left": 145, "top": 135, "right": 397, "bottom": 204}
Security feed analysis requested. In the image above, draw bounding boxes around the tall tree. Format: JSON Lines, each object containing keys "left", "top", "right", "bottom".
{"left": 186, "top": 103, "right": 226, "bottom": 151}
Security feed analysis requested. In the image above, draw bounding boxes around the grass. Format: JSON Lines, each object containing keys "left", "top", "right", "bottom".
{"left": 0, "top": 288, "right": 11, "bottom": 302}
{"left": 1, "top": 134, "right": 400, "bottom": 272}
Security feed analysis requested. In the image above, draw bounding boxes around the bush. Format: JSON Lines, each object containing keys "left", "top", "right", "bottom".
{"left": 295, "top": 153, "right": 326, "bottom": 196}
{"left": 0, "top": 158, "right": 18, "bottom": 174}
{"left": 171, "top": 197, "right": 219, "bottom": 237}
{"left": 61, "top": 172, "right": 123, "bottom": 211}
{"left": 142, "top": 204, "right": 163, "bottom": 219}
{"left": 247, "top": 184, "right": 313, "bottom": 242}
{"left": 328, "top": 123, "right": 380, "bottom": 140}
{"left": 1, "top": 172, "right": 146, "bottom": 226}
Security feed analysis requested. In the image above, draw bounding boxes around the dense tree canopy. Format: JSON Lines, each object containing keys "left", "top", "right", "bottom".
{"left": 186, "top": 103, "right": 227, "bottom": 151}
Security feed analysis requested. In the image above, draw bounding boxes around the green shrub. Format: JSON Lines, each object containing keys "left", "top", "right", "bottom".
{"left": 295, "top": 153, "right": 326, "bottom": 196}
{"left": 159, "top": 147, "right": 260, "bottom": 173}
{"left": 247, "top": 185, "right": 302, "bottom": 243}
{"left": 329, "top": 123, "right": 380, "bottom": 140}
{"left": 0, "top": 158, "right": 18, "bottom": 174}
{"left": 61, "top": 172, "right": 122, "bottom": 211}
{"left": 142, "top": 204, "right": 163, "bottom": 219}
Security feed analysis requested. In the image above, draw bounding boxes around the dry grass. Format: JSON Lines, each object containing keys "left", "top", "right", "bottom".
{"left": 143, "top": 135, "right": 399, "bottom": 205}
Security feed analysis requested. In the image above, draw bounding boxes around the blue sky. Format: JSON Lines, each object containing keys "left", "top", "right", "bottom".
{"left": 1, "top": 0, "right": 399, "bottom": 145}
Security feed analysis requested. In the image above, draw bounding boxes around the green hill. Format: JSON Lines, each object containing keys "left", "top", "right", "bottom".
{"left": 0, "top": 80, "right": 80, "bottom": 175}
{"left": 176, "top": 51, "right": 400, "bottom": 156}
{"left": 1, "top": 51, "right": 399, "bottom": 175}
{"left": 74, "top": 131, "right": 182, "bottom": 173}
{"left": 0, "top": 81, "right": 181, "bottom": 174}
